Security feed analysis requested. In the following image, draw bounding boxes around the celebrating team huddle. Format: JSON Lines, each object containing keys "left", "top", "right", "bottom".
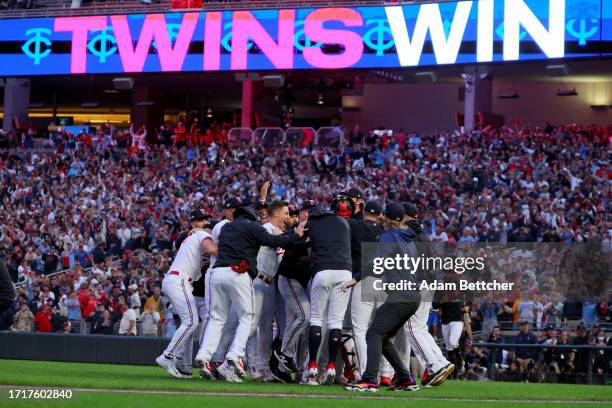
{"left": 155, "top": 183, "right": 456, "bottom": 392}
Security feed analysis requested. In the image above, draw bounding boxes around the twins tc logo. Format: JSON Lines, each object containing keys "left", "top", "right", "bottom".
{"left": 22, "top": 28, "right": 52, "bottom": 65}
{"left": 88, "top": 27, "right": 117, "bottom": 63}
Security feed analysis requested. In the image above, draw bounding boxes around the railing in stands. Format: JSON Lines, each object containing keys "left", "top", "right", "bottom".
{"left": 0, "top": 0, "right": 437, "bottom": 19}
{"left": 14, "top": 256, "right": 121, "bottom": 288}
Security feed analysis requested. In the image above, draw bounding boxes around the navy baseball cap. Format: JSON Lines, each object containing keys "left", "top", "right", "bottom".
{"left": 300, "top": 199, "right": 317, "bottom": 211}
{"left": 344, "top": 187, "right": 363, "bottom": 200}
{"left": 402, "top": 202, "right": 418, "bottom": 218}
{"left": 288, "top": 204, "right": 299, "bottom": 216}
{"left": 384, "top": 202, "right": 405, "bottom": 222}
{"left": 225, "top": 197, "right": 243, "bottom": 209}
{"left": 189, "top": 209, "right": 210, "bottom": 222}
{"left": 254, "top": 202, "right": 268, "bottom": 211}
{"left": 364, "top": 201, "right": 382, "bottom": 216}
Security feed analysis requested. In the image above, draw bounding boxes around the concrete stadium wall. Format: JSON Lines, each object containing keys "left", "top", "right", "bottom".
{"left": 342, "top": 82, "right": 464, "bottom": 133}
{"left": 344, "top": 80, "right": 612, "bottom": 132}
{"left": 0, "top": 332, "right": 179, "bottom": 366}
{"left": 492, "top": 81, "right": 612, "bottom": 126}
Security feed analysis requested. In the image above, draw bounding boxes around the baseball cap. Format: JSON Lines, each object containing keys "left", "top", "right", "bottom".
{"left": 254, "top": 202, "right": 268, "bottom": 211}
{"left": 364, "top": 201, "right": 382, "bottom": 216}
{"left": 384, "top": 202, "right": 405, "bottom": 222}
{"left": 300, "top": 199, "right": 317, "bottom": 211}
{"left": 344, "top": 187, "right": 363, "bottom": 200}
{"left": 402, "top": 202, "right": 418, "bottom": 218}
{"left": 224, "top": 197, "right": 243, "bottom": 209}
{"left": 189, "top": 209, "right": 210, "bottom": 222}
{"left": 288, "top": 204, "right": 299, "bottom": 216}
{"left": 233, "top": 206, "right": 259, "bottom": 222}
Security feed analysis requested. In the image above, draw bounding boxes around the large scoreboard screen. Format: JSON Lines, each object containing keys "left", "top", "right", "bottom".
{"left": 0, "top": 0, "right": 609, "bottom": 76}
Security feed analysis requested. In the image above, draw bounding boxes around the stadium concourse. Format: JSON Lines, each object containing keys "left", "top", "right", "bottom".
{"left": 0, "top": 121, "right": 610, "bottom": 386}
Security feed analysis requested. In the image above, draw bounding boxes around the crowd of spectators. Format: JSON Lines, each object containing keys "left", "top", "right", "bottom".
{"left": 0, "top": 118, "right": 609, "bottom": 382}
{"left": 0, "top": 0, "right": 34, "bottom": 9}
{"left": 471, "top": 322, "right": 611, "bottom": 385}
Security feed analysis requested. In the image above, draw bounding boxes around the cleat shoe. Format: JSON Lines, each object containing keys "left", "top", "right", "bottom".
{"left": 176, "top": 365, "right": 193, "bottom": 379}
{"left": 389, "top": 375, "right": 420, "bottom": 392}
{"left": 233, "top": 359, "right": 246, "bottom": 380}
{"left": 304, "top": 377, "right": 320, "bottom": 386}
{"left": 344, "top": 380, "right": 379, "bottom": 392}
{"left": 210, "top": 361, "right": 223, "bottom": 380}
{"left": 379, "top": 376, "right": 392, "bottom": 387}
{"left": 324, "top": 362, "right": 336, "bottom": 385}
{"left": 217, "top": 360, "right": 243, "bottom": 382}
{"left": 421, "top": 369, "right": 433, "bottom": 387}
{"left": 274, "top": 350, "right": 297, "bottom": 373}
{"left": 305, "top": 362, "right": 320, "bottom": 385}
{"left": 174, "top": 358, "right": 193, "bottom": 379}
{"left": 199, "top": 362, "right": 216, "bottom": 380}
{"left": 430, "top": 363, "right": 455, "bottom": 386}
{"left": 457, "top": 361, "right": 465, "bottom": 377}
{"left": 250, "top": 368, "right": 262, "bottom": 381}
{"left": 156, "top": 355, "right": 182, "bottom": 379}
{"left": 259, "top": 368, "right": 278, "bottom": 383}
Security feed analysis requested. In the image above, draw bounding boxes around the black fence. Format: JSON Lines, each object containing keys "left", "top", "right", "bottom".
{"left": 0, "top": 332, "right": 610, "bottom": 386}
{"left": 480, "top": 342, "right": 612, "bottom": 385}
{"left": 0, "top": 331, "right": 176, "bottom": 366}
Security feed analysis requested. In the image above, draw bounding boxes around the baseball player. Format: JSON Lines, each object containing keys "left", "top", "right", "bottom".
{"left": 341, "top": 201, "right": 390, "bottom": 382}
{"left": 174, "top": 217, "right": 217, "bottom": 378}
{"left": 438, "top": 289, "right": 467, "bottom": 380}
{"left": 305, "top": 203, "right": 353, "bottom": 385}
{"left": 345, "top": 202, "right": 420, "bottom": 392}
{"left": 246, "top": 200, "right": 290, "bottom": 381}
{"left": 399, "top": 202, "right": 454, "bottom": 387}
{"left": 204, "top": 197, "right": 243, "bottom": 377}
{"left": 272, "top": 203, "right": 312, "bottom": 382}
{"left": 195, "top": 205, "right": 305, "bottom": 382}
{"left": 156, "top": 209, "right": 217, "bottom": 378}
{"left": 344, "top": 188, "right": 364, "bottom": 220}
{"left": 207, "top": 187, "right": 269, "bottom": 375}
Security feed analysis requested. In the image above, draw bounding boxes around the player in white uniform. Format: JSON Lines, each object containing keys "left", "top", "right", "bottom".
{"left": 156, "top": 209, "right": 217, "bottom": 378}
{"left": 174, "top": 217, "right": 216, "bottom": 378}
{"left": 204, "top": 197, "right": 241, "bottom": 373}
{"left": 246, "top": 200, "right": 289, "bottom": 381}
{"left": 195, "top": 205, "right": 305, "bottom": 382}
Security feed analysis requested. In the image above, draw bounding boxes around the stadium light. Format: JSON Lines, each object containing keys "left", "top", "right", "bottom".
{"left": 317, "top": 94, "right": 324, "bottom": 105}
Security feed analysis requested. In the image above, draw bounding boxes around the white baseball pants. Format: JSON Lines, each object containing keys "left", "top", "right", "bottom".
{"left": 309, "top": 269, "right": 352, "bottom": 330}
{"left": 196, "top": 267, "right": 254, "bottom": 363}
{"left": 442, "top": 321, "right": 464, "bottom": 350}
{"left": 401, "top": 301, "right": 450, "bottom": 372}
{"left": 350, "top": 276, "right": 392, "bottom": 377}
{"left": 246, "top": 276, "right": 276, "bottom": 370}
{"left": 161, "top": 274, "right": 198, "bottom": 359}
{"left": 176, "top": 295, "right": 207, "bottom": 365}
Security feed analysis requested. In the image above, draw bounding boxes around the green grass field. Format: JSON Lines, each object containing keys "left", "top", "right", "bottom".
{"left": 0, "top": 359, "right": 610, "bottom": 408}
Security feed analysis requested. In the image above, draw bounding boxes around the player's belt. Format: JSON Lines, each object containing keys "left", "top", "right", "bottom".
{"left": 169, "top": 271, "right": 192, "bottom": 283}
{"left": 257, "top": 274, "right": 272, "bottom": 285}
